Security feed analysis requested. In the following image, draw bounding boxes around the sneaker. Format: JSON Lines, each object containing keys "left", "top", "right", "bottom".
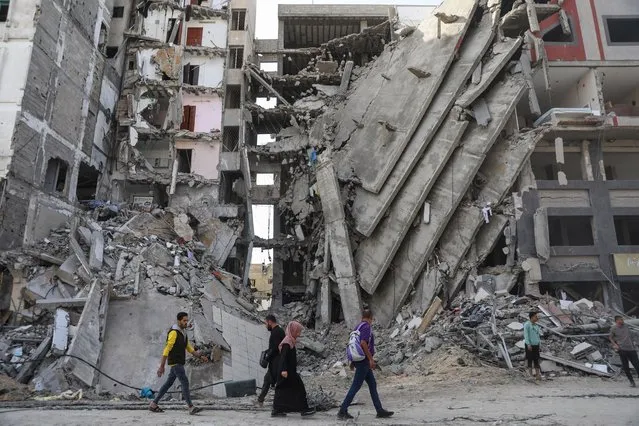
{"left": 337, "top": 411, "right": 354, "bottom": 420}
{"left": 301, "top": 408, "right": 316, "bottom": 417}
{"left": 376, "top": 409, "right": 394, "bottom": 418}
{"left": 189, "top": 406, "right": 202, "bottom": 415}
{"left": 255, "top": 398, "right": 264, "bottom": 407}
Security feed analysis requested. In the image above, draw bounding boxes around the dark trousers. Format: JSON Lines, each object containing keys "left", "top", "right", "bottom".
{"left": 257, "top": 369, "right": 273, "bottom": 402}
{"left": 339, "top": 360, "right": 383, "bottom": 414}
{"left": 526, "top": 345, "right": 540, "bottom": 369}
{"left": 153, "top": 364, "right": 192, "bottom": 406}
{"left": 619, "top": 350, "right": 639, "bottom": 383}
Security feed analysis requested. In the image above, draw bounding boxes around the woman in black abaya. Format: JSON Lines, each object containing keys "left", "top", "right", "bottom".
{"left": 271, "top": 321, "right": 316, "bottom": 417}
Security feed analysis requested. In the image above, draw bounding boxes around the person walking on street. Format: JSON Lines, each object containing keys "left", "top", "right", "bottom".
{"left": 610, "top": 315, "right": 639, "bottom": 387}
{"left": 271, "top": 321, "right": 315, "bottom": 417}
{"left": 338, "top": 309, "right": 394, "bottom": 420}
{"left": 149, "top": 312, "right": 208, "bottom": 414}
{"left": 257, "top": 314, "right": 285, "bottom": 406}
{"left": 524, "top": 311, "right": 542, "bottom": 380}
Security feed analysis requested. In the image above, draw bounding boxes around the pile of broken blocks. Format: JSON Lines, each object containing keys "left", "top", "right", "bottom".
{"left": 0, "top": 203, "right": 255, "bottom": 391}
{"left": 273, "top": 292, "right": 636, "bottom": 382}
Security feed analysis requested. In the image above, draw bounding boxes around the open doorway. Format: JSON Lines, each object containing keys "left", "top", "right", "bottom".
{"left": 76, "top": 162, "right": 100, "bottom": 201}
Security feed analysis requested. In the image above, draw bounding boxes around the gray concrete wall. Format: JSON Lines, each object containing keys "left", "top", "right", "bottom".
{"left": 0, "top": 0, "right": 121, "bottom": 249}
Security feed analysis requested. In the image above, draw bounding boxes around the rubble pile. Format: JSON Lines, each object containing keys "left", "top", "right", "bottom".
{"left": 273, "top": 291, "right": 635, "bottom": 382}
{"left": 0, "top": 204, "right": 258, "bottom": 392}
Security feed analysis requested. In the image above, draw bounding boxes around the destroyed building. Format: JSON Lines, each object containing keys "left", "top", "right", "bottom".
{"left": 1, "top": 0, "right": 639, "bottom": 402}
{"left": 112, "top": 0, "right": 255, "bottom": 277}
{"left": 0, "top": 0, "right": 121, "bottom": 249}
{"left": 241, "top": 0, "right": 639, "bottom": 328}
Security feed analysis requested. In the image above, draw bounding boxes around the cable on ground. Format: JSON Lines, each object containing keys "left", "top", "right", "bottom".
{"left": 0, "top": 355, "right": 231, "bottom": 394}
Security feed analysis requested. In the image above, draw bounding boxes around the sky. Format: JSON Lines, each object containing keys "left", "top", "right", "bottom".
{"left": 254, "top": 0, "right": 441, "bottom": 39}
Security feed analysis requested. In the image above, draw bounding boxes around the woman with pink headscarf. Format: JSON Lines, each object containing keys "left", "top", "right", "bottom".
{"left": 271, "top": 321, "right": 315, "bottom": 417}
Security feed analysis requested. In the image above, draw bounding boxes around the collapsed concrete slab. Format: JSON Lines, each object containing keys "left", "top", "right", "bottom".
{"left": 198, "top": 218, "right": 243, "bottom": 267}
{"left": 356, "top": 118, "right": 468, "bottom": 295}
{"left": 63, "top": 280, "right": 109, "bottom": 387}
{"left": 455, "top": 37, "right": 523, "bottom": 108}
{"left": 369, "top": 77, "right": 527, "bottom": 325}
{"left": 437, "top": 131, "right": 542, "bottom": 280}
{"left": 316, "top": 159, "right": 361, "bottom": 328}
{"left": 336, "top": 0, "right": 478, "bottom": 193}
{"left": 351, "top": 0, "right": 502, "bottom": 237}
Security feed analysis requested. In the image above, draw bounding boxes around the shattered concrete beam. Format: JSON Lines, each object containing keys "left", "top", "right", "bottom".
{"left": 63, "top": 280, "right": 108, "bottom": 387}
{"left": 335, "top": 0, "right": 478, "bottom": 194}
{"left": 35, "top": 298, "right": 88, "bottom": 309}
{"left": 245, "top": 66, "right": 291, "bottom": 107}
{"left": 356, "top": 117, "right": 468, "bottom": 294}
{"left": 316, "top": 158, "right": 362, "bottom": 329}
{"left": 23, "top": 249, "right": 65, "bottom": 266}
{"left": 15, "top": 326, "right": 52, "bottom": 384}
{"left": 455, "top": 37, "right": 523, "bottom": 108}
{"left": 437, "top": 131, "right": 542, "bottom": 278}
{"left": 448, "top": 215, "right": 509, "bottom": 300}
{"left": 369, "top": 78, "right": 527, "bottom": 326}
{"left": 351, "top": 0, "right": 502, "bottom": 236}
{"left": 69, "top": 236, "right": 92, "bottom": 277}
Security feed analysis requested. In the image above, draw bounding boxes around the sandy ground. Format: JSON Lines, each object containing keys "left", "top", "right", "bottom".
{"left": 1, "top": 373, "right": 638, "bottom": 426}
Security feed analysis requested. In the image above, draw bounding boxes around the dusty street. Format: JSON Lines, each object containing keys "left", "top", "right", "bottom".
{"left": 2, "top": 375, "right": 638, "bottom": 426}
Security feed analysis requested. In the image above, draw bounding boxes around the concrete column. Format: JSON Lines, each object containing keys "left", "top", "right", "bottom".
{"left": 271, "top": 205, "right": 283, "bottom": 308}
{"left": 588, "top": 140, "right": 623, "bottom": 311}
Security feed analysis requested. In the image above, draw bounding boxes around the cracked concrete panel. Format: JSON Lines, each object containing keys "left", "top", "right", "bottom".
{"left": 316, "top": 159, "right": 361, "bottom": 328}
{"left": 356, "top": 118, "right": 468, "bottom": 295}
{"left": 369, "top": 77, "right": 527, "bottom": 326}
{"left": 351, "top": 0, "right": 502, "bottom": 237}
{"left": 456, "top": 37, "right": 523, "bottom": 108}
{"left": 437, "top": 131, "right": 542, "bottom": 281}
{"left": 21, "top": 47, "right": 55, "bottom": 120}
{"left": 51, "top": 74, "right": 86, "bottom": 144}
{"left": 335, "top": 0, "right": 478, "bottom": 194}
{"left": 152, "top": 47, "right": 184, "bottom": 80}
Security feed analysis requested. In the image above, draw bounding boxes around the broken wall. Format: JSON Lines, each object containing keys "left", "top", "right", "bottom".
{"left": 175, "top": 140, "right": 221, "bottom": 180}
{"left": 0, "top": 0, "right": 121, "bottom": 250}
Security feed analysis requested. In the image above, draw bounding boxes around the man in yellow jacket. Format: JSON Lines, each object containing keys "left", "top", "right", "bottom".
{"left": 149, "top": 312, "right": 208, "bottom": 414}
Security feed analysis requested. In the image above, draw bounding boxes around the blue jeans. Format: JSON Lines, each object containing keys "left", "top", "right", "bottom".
{"left": 153, "top": 364, "right": 192, "bottom": 406}
{"left": 339, "top": 360, "right": 383, "bottom": 413}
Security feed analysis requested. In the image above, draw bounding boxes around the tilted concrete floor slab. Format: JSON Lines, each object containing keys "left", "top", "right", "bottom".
{"left": 356, "top": 118, "right": 468, "bottom": 295}
{"left": 351, "top": 0, "right": 502, "bottom": 237}
{"left": 437, "top": 131, "right": 542, "bottom": 279}
{"left": 455, "top": 37, "right": 523, "bottom": 108}
{"left": 336, "top": 0, "right": 478, "bottom": 194}
{"left": 315, "top": 159, "right": 362, "bottom": 328}
{"left": 369, "top": 78, "right": 527, "bottom": 326}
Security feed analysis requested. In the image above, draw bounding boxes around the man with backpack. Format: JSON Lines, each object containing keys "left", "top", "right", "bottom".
{"left": 338, "top": 309, "right": 394, "bottom": 420}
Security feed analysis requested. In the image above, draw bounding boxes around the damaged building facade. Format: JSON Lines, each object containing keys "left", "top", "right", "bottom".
{"left": 239, "top": 0, "right": 639, "bottom": 327}
{"left": 0, "top": 0, "right": 121, "bottom": 250}
{"left": 1, "top": 0, "right": 639, "bottom": 401}
{"left": 111, "top": 0, "right": 255, "bottom": 274}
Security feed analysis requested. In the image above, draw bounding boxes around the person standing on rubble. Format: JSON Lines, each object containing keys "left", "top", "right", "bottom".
{"left": 271, "top": 321, "right": 316, "bottom": 417}
{"left": 257, "top": 314, "right": 286, "bottom": 406}
{"left": 149, "top": 312, "right": 208, "bottom": 415}
{"left": 610, "top": 315, "right": 639, "bottom": 387}
{"left": 337, "top": 309, "right": 394, "bottom": 420}
{"left": 524, "top": 311, "right": 542, "bottom": 380}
